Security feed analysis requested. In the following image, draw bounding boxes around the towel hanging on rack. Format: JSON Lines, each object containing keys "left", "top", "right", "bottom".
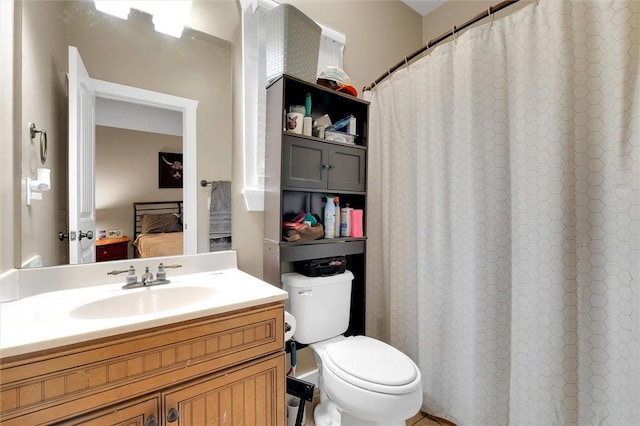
{"left": 209, "top": 181, "right": 232, "bottom": 252}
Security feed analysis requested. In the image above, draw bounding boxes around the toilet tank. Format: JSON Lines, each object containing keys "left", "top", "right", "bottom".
{"left": 282, "top": 271, "right": 353, "bottom": 344}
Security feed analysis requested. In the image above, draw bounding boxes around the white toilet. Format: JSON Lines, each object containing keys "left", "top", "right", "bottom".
{"left": 283, "top": 271, "right": 422, "bottom": 426}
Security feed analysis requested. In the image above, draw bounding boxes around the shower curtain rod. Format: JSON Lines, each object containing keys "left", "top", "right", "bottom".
{"left": 362, "top": 0, "right": 521, "bottom": 92}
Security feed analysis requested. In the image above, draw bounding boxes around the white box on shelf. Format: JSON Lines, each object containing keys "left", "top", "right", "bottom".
{"left": 325, "top": 131, "right": 355, "bottom": 145}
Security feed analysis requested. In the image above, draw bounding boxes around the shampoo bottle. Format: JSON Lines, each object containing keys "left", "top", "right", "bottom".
{"left": 324, "top": 195, "right": 335, "bottom": 238}
{"left": 340, "top": 204, "right": 352, "bottom": 237}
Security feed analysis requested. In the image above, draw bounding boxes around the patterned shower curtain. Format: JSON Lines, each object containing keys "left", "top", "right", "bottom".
{"left": 364, "top": 1, "right": 638, "bottom": 424}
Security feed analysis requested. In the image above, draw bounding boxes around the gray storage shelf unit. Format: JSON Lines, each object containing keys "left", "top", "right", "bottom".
{"left": 263, "top": 74, "right": 369, "bottom": 336}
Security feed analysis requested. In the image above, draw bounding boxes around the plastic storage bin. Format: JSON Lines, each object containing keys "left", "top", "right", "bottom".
{"left": 265, "top": 4, "right": 321, "bottom": 84}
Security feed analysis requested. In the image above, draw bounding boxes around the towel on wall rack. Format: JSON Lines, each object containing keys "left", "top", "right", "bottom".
{"left": 209, "top": 181, "right": 231, "bottom": 252}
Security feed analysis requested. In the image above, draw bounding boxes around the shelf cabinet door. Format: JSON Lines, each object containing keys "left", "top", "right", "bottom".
{"left": 283, "top": 135, "right": 366, "bottom": 192}
{"left": 282, "top": 136, "right": 328, "bottom": 189}
{"left": 328, "top": 145, "right": 366, "bottom": 192}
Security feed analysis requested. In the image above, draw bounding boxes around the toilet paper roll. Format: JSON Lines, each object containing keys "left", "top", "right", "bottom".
{"left": 284, "top": 311, "right": 296, "bottom": 342}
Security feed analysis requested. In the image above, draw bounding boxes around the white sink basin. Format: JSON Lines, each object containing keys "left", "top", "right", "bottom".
{"left": 69, "top": 286, "right": 216, "bottom": 319}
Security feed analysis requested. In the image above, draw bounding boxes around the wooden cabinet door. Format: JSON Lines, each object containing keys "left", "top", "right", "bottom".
{"left": 282, "top": 136, "right": 328, "bottom": 189}
{"left": 163, "top": 353, "right": 285, "bottom": 426}
{"left": 64, "top": 396, "right": 160, "bottom": 426}
{"left": 328, "top": 145, "right": 366, "bottom": 192}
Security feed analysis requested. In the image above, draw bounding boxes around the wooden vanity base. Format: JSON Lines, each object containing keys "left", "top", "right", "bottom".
{"left": 0, "top": 303, "right": 285, "bottom": 425}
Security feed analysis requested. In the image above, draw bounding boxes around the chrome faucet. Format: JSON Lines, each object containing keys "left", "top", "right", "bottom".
{"left": 107, "top": 263, "right": 182, "bottom": 289}
{"left": 141, "top": 267, "right": 154, "bottom": 285}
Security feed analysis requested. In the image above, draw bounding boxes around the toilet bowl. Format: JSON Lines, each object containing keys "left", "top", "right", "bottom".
{"left": 282, "top": 272, "right": 423, "bottom": 426}
{"left": 312, "top": 335, "right": 422, "bottom": 426}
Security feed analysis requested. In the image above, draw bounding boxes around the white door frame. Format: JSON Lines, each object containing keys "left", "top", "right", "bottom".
{"left": 68, "top": 46, "right": 97, "bottom": 264}
{"left": 92, "top": 79, "right": 199, "bottom": 255}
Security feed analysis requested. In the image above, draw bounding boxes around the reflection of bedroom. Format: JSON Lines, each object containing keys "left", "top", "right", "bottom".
{"left": 95, "top": 125, "right": 182, "bottom": 259}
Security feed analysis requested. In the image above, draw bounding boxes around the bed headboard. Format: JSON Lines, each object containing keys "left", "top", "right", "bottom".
{"left": 133, "top": 201, "right": 183, "bottom": 240}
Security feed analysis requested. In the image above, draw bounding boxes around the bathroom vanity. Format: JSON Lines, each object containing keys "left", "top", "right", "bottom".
{"left": 0, "top": 254, "right": 287, "bottom": 425}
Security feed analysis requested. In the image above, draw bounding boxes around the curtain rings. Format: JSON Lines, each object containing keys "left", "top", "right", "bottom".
{"left": 452, "top": 25, "right": 458, "bottom": 43}
{"left": 489, "top": 6, "right": 495, "bottom": 27}
{"left": 29, "top": 122, "right": 48, "bottom": 165}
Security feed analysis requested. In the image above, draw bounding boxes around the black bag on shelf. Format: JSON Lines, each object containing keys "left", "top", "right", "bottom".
{"left": 294, "top": 256, "right": 347, "bottom": 277}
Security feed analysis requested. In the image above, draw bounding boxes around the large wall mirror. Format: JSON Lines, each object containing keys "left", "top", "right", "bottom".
{"left": 20, "top": 1, "right": 232, "bottom": 268}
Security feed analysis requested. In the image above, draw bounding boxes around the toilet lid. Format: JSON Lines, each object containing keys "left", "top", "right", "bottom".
{"left": 324, "top": 336, "right": 418, "bottom": 390}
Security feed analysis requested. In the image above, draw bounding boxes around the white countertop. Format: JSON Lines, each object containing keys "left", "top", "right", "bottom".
{"left": 0, "top": 268, "right": 287, "bottom": 358}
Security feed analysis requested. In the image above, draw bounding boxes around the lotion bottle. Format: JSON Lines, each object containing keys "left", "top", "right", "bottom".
{"left": 324, "top": 195, "right": 335, "bottom": 238}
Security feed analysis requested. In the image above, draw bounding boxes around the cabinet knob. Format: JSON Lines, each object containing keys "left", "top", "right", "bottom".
{"left": 144, "top": 415, "right": 159, "bottom": 426}
{"left": 322, "top": 164, "right": 330, "bottom": 169}
{"left": 166, "top": 408, "right": 180, "bottom": 423}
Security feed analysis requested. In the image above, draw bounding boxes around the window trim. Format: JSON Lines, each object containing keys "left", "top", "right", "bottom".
{"left": 241, "top": 0, "right": 345, "bottom": 211}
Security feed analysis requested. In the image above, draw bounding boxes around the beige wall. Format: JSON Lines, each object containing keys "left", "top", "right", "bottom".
{"left": 95, "top": 127, "right": 182, "bottom": 258}
{"left": 285, "top": 0, "right": 424, "bottom": 93}
{"left": 422, "top": 0, "right": 533, "bottom": 45}
{"left": 4, "top": 0, "right": 422, "bottom": 279}
{"left": 16, "top": 0, "right": 232, "bottom": 268}
{"left": 0, "top": 0, "right": 18, "bottom": 273}
{"left": 65, "top": 3, "right": 233, "bottom": 256}
{"left": 189, "top": 0, "right": 423, "bottom": 278}
{"left": 20, "top": 0, "right": 69, "bottom": 267}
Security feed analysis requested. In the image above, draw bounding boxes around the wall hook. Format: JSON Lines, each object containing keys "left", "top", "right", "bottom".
{"left": 29, "top": 122, "right": 47, "bottom": 165}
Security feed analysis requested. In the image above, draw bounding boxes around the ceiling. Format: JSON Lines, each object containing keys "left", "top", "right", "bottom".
{"left": 402, "top": 0, "right": 447, "bottom": 16}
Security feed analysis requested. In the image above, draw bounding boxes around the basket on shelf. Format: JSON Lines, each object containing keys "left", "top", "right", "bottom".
{"left": 265, "top": 4, "right": 321, "bottom": 84}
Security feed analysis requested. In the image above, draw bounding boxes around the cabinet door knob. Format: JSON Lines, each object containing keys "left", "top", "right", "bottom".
{"left": 322, "top": 164, "right": 330, "bottom": 169}
{"left": 144, "top": 415, "right": 159, "bottom": 426}
{"left": 166, "top": 408, "right": 180, "bottom": 423}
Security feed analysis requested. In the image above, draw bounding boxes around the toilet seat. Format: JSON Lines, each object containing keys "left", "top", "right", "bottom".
{"left": 322, "top": 336, "right": 420, "bottom": 395}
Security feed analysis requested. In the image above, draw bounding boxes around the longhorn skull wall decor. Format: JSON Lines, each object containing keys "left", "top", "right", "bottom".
{"left": 158, "top": 152, "right": 183, "bottom": 188}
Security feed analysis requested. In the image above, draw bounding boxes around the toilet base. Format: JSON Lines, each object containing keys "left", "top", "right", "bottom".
{"left": 313, "top": 399, "right": 341, "bottom": 426}
{"left": 313, "top": 393, "right": 406, "bottom": 426}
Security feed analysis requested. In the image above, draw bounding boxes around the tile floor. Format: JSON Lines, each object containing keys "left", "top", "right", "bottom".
{"left": 406, "top": 412, "right": 455, "bottom": 426}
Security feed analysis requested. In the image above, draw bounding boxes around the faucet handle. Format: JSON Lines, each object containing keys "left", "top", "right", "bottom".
{"left": 108, "top": 266, "right": 135, "bottom": 276}
{"left": 163, "top": 264, "right": 182, "bottom": 269}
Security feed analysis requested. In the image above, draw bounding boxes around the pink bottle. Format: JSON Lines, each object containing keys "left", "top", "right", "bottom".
{"left": 350, "top": 209, "right": 363, "bottom": 238}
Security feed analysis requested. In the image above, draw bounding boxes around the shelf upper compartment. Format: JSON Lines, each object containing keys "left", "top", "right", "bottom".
{"left": 272, "top": 74, "right": 370, "bottom": 148}
{"left": 267, "top": 74, "right": 370, "bottom": 106}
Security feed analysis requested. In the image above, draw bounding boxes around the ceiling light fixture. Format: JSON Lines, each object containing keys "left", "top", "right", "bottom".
{"left": 94, "top": 0, "right": 130, "bottom": 20}
{"left": 93, "top": 0, "right": 193, "bottom": 38}
{"left": 151, "top": 1, "right": 192, "bottom": 38}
